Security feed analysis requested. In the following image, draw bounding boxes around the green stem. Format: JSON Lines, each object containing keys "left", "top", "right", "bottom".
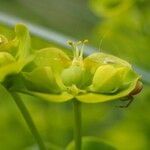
{"left": 11, "top": 92, "right": 47, "bottom": 150}
{"left": 73, "top": 99, "right": 82, "bottom": 150}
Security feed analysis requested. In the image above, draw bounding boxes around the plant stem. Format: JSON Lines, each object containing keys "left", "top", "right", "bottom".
{"left": 11, "top": 92, "right": 47, "bottom": 150}
{"left": 73, "top": 99, "right": 82, "bottom": 150}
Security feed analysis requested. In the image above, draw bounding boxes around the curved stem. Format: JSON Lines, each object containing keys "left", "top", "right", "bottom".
{"left": 11, "top": 92, "right": 47, "bottom": 150}
{"left": 73, "top": 99, "right": 82, "bottom": 150}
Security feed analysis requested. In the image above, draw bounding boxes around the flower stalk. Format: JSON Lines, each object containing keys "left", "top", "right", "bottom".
{"left": 73, "top": 99, "right": 82, "bottom": 150}
{"left": 11, "top": 92, "right": 47, "bottom": 150}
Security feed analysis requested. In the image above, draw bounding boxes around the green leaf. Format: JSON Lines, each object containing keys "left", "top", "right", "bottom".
{"left": 0, "top": 61, "right": 25, "bottom": 82}
{"left": 15, "top": 24, "right": 32, "bottom": 61}
{"left": 33, "top": 47, "right": 71, "bottom": 73}
{"left": 0, "top": 52, "right": 15, "bottom": 66}
{"left": 0, "top": 52, "right": 20, "bottom": 82}
{"left": 14, "top": 24, "right": 34, "bottom": 68}
{"left": 23, "top": 90, "right": 73, "bottom": 103}
{"left": 123, "top": 68, "right": 140, "bottom": 83}
{"left": 84, "top": 52, "right": 131, "bottom": 74}
{"left": 76, "top": 78, "right": 139, "bottom": 103}
{"left": 92, "top": 65, "right": 125, "bottom": 93}
{"left": 66, "top": 136, "right": 117, "bottom": 150}
{"left": 23, "top": 66, "right": 61, "bottom": 93}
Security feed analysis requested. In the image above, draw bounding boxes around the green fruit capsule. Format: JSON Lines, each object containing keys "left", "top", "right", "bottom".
{"left": 0, "top": 52, "right": 15, "bottom": 67}
{"left": 61, "top": 66, "right": 84, "bottom": 86}
{"left": 92, "top": 65, "right": 125, "bottom": 94}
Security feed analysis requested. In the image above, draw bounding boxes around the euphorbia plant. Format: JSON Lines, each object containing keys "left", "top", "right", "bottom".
{"left": 21, "top": 41, "right": 142, "bottom": 149}
{"left": 0, "top": 24, "right": 142, "bottom": 150}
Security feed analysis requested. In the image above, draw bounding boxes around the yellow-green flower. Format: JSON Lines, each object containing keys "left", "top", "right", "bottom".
{"left": 22, "top": 40, "right": 142, "bottom": 103}
{"left": 0, "top": 24, "right": 33, "bottom": 83}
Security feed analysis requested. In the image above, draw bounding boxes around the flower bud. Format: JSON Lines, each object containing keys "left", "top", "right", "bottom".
{"left": 61, "top": 66, "right": 84, "bottom": 87}
{"left": 92, "top": 65, "right": 125, "bottom": 93}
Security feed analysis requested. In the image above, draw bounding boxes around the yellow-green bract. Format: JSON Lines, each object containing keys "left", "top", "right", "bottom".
{"left": 0, "top": 24, "right": 33, "bottom": 83}
{"left": 22, "top": 38, "right": 142, "bottom": 103}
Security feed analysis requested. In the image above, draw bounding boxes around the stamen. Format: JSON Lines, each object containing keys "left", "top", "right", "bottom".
{"left": 67, "top": 40, "right": 88, "bottom": 59}
{"left": 79, "top": 39, "right": 88, "bottom": 58}
{"left": 76, "top": 41, "right": 82, "bottom": 45}
{"left": 67, "top": 41, "right": 76, "bottom": 57}
{"left": 75, "top": 41, "right": 82, "bottom": 57}
{"left": 67, "top": 41, "right": 74, "bottom": 47}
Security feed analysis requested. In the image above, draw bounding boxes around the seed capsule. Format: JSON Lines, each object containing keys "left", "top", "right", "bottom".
{"left": 61, "top": 66, "right": 84, "bottom": 87}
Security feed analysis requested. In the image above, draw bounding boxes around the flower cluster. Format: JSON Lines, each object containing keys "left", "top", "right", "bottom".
{"left": 0, "top": 24, "right": 33, "bottom": 85}
{"left": 0, "top": 24, "right": 142, "bottom": 104}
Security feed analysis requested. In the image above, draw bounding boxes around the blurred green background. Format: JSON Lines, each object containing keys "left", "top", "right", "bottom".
{"left": 0, "top": 0, "right": 149, "bottom": 150}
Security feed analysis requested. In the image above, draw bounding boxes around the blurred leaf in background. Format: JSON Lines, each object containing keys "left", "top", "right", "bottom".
{"left": 89, "top": 0, "right": 150, "bottom": 70}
